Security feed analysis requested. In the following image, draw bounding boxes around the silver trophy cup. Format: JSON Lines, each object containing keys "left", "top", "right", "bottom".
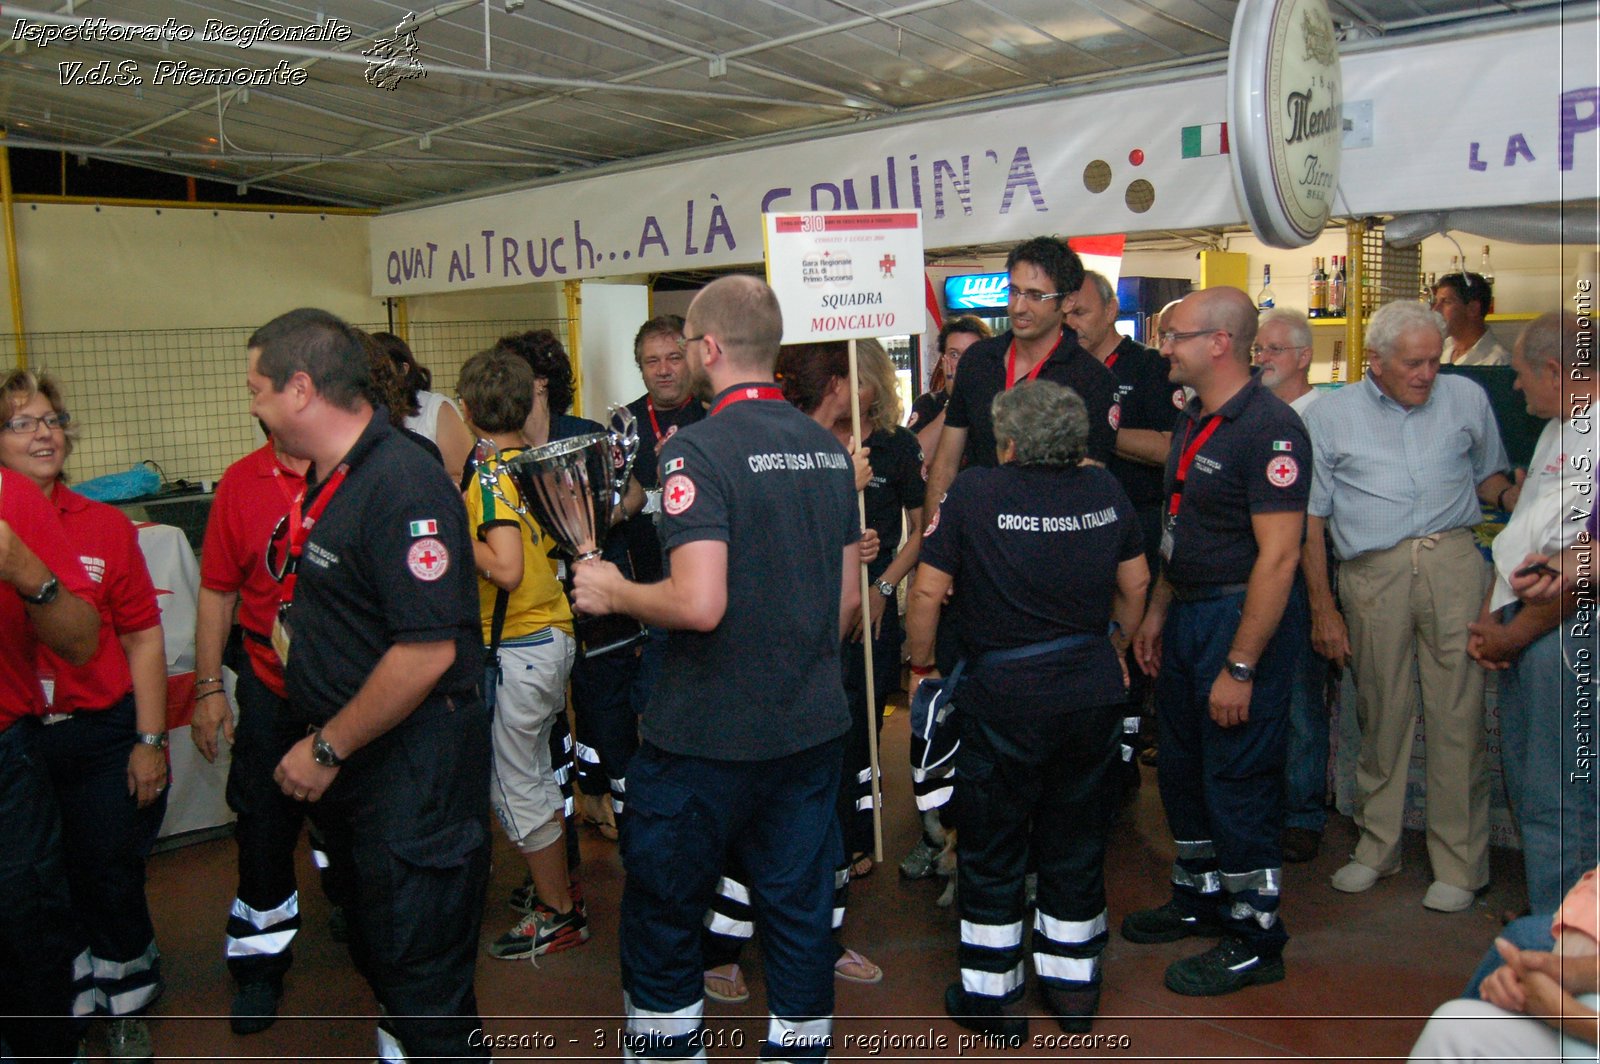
{"left": 493, "top": 406, "right": 639, "bottom": 564}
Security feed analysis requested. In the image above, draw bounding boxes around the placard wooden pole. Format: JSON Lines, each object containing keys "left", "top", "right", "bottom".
{"left": 847, "top": 337, "right": 884, "bottom": 865}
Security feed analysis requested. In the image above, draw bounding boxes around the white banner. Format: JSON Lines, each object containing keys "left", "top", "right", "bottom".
{"left": 370, "top": 21, "right": 1595, "bottom": 296}
{"left": 763, "top": 211, "right": 925, "bottom": 344}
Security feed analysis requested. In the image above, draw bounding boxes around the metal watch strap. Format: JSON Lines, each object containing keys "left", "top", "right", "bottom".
{"left": 875, "top": 579, "right": 897, "bottom": 598}
{"left": 1226, "top": 660, "right": 1256, "bottom": 682}
{"left": 135, "top": 731, "right": 168, "bottom": 749}
{"left": 21, "top": 574, "right": 60, "bottom": 606}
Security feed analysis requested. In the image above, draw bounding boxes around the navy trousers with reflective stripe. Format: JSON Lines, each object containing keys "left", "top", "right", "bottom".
{"left": 37, "top": 695, "right": 166, "bottom": 1017}
{"left": 1154, "top": 586, "right": 1301, "bottom": 956}
{"left": 954, "top": 702, "right": 1120, "bottom": 1005}
{"left": 621, "top": 739, "right": 843, "bottom": 1061}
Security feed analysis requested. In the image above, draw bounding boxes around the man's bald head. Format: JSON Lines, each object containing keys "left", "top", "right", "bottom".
{"left": 1187, "top": 287, "right": 1259, "bottom": 365}
{"left": 687, "top": 276, "right": 785, "bottom": 373}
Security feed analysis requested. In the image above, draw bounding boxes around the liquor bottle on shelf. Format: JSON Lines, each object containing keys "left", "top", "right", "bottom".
{"left": 1480, "top": 245, "right": 1495, "bottom": 313}
{"left": 1328, "top": 255, "right": 1346, "bottom": 318}
{"left": 1308, "top": 257, "right": 1328, "bottom": 318}
{"left": 1257, "top": 266, "right": 1277, "bottom": 311}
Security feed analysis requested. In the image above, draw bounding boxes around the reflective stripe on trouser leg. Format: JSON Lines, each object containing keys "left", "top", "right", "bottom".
{"left": 70, "top": 949, "right": 94, "bottom": 1017}
{"left": 1222, "top": 867, "right": 1282, "bottom": 936}
{"left": 1032, "top": 908, "right": 1106, "bottom": 989}
{"left": 832, "top": 865, "right": 850, "bottom": 931}
{"left": 612, "top": 774, "right": 627, "bottom": 818}
{"left": 909, "top": 754, "right": 954, "bottom": 812}
{"left": 761, "top": 1013, "right": 832, "bottom": 1062}
{"left": 1171, "top": 838, "right": 1222, "bottom": 909}
{"left": 703, "top": 875, "right": 754, "bottom": 942}
{"left": 1121, "top": 714, "right": 1141, "bottom": 762}
{"left": 623, "top": 993, "right": 707, "bottom": 1062}
{"left": 92, "top": 939, "right": 162, "bottom": 1015}
{"left": 959, "top": 918, "right": 1025, "bottom": 1003}
{"left": 225, "top": 891, "right": 300, "bottom": 961}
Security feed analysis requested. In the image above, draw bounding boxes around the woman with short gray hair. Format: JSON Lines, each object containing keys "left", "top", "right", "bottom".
{"left": 906, "top": 378, "right": 1150, "bottom": 1039}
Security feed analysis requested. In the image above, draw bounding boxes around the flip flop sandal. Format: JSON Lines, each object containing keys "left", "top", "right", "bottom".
{"left": 834, "top": 948, "right": 883, "bottom": 984}
{"left": 703, "top": 964, "right": 750, "bottom": 1004}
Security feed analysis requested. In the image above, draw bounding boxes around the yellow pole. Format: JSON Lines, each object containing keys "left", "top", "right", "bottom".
{"left": 0, "top": 132, "right": 27, "bottom": 368}
{"left": 565, "top": 280, "right": 584, "bottom": 417}
{"left": 393, "top": 296, "right": 410, "bottom": 343}
{"left": 1344, "top": 220, "right": 1366, "bottom": 380}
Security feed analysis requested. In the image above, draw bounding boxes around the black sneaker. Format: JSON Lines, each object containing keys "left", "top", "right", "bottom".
{"left": 1120, "top": 900, "right": 1227, "bottom": 944}
{"left": 230, "top": 980, "right": 281, "bottom": 1035}
{"left": 488, "top": 903, "right": 590, "bottom": 960}
{"left": 943, "top": 983, "right": 1027, "bottom": 1044}
{"left": 1164, "top": 936, "right": 1285, "bottom": 997}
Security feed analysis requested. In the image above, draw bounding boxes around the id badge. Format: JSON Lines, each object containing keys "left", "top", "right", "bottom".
{"left": 1159, "top": 513, "right": 1176, "bottom": 563}
{"left": 271, "top": 603, "right": 294, "bottom": 667}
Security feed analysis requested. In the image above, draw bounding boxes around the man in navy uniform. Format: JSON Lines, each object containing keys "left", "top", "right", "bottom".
{"left": 574, "top": 276, "right": 860, "bottom": 1062}
{"left": 1123, "top": 288, "right": 1310, "bottom": 996}
{"left": 248, "top": 308, "right": 492, "bottom": 1062}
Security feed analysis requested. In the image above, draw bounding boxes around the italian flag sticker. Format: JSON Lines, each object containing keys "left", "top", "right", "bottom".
{"left": 409, "top": 519, "right": 439, "bottom": 537}
{"left": 1181, "top": 123, "right": 1229, "bottom": 158}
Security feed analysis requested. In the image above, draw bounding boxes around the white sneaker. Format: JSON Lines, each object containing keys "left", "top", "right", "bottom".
{"left": 1330, "top": 860, "right": 1395, "bottom": 893}
{"left": 1423, "top": 881, "right": 1478, "bottom": 912}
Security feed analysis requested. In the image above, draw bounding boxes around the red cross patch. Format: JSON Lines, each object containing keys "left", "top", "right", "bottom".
{"left": 407, "top": 537, "right": 450, "bottom": 581}
{"left": 1266, "top": 455, "right": 1299, "bottom": 488}
{"left": 1108, "top": 402, "right": 1121, "bottom": 431}
{"left": 663, "top": 473, "right": 696, "bottom": 516}
{"left": 1172, "top": 388, "right": 1187, "bottom": 409}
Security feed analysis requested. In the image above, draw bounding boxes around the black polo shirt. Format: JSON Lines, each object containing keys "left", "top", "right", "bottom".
{"left": 1161, "top": 376, "right": 1311, "bottom": 588}
{"left": 285, "top": 410, "right": 483, "bottom": 725}
{"left": 944, "top": 328, "right": 1119, "bottom": 469}
{"left": 920, "top": 463, "right": 1143, "bottom": 708}
{"left": 1105, "top": 335, "right": 1183, "bottom": 509}
{"left": 645, "top": 383, "right": 858, "bottom": 761}
{"left": 906, "top": 389, "right": 947, "bottom": 433}
{"left": 624, "top": 392, "right": 707, "bottom": 584}
{"left": 861, "top": 425, "right": 924, "bottom": 581}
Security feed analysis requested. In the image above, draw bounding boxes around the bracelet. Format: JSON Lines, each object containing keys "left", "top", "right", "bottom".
{"left": 195, "top": 675, "right": 224, "bottom": 687}
{"left": 909, "top": 663, "right": 935, "bottom": 676}
{"left": 195, "top": 689, "right": 226, "bottom": 701}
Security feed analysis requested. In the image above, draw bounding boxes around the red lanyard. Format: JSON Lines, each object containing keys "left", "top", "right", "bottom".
{"left": 280, "top": 463, "right": 349, "bottom": 605}
{"left": 1005, "top": 336, "right": 1061, "bottom": 389}
{"left": 270, "top": 457, "right": 301, "bottom": 509}
{"left": 646, "top": 397, "right": 693, "bottom": 445}
{"left": 710, "top": 385, "right": 785, "bottom": 416}
{"left": 1104, "top": 350, "right": 1121, "bottom": 371}
{"left": 1167, "top": 416, "right": 1223, "bottom": 517}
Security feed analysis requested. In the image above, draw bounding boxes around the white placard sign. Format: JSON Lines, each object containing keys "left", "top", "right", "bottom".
{"left": 762, "top": 211, "right": 925, "bottom": 344}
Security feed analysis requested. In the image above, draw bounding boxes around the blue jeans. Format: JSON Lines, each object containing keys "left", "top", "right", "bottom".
{"left": 1463, "top": 913, "right": 1554, "bottom": 999}
{"left": 1497, "top": 612, "right": 1600, "bottom": 914}
{"left": 1282, "top": 604, "right": 1330, "bottom": 833}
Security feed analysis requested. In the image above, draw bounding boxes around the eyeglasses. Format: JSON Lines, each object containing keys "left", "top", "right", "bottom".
{"left": 1, "top": 412, "right": 70, "bottom": 435}
{"left": 1250, "top": 343, "right": 1307, "bottom": 357}
{"left": 1007, "top": 285, "right": 1062, "bottom": 305}
{"left": 1158, "top": 329, "right": 1231, "bottom": 347}
{"left": 266, "top": 514, "right": 291, "bottom": 582}
{"left": 675, "top": 334, "right": 706, "bottom": 352}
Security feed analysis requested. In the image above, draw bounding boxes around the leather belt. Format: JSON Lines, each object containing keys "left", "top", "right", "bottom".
{"left": 1169, "top": 581, "right": 1249, "bottom": 603}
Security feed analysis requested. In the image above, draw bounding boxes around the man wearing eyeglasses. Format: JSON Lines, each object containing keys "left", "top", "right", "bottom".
{"left": 191, "top": 424, "right": 313, "bottom": 1034}
{"left": 1251, "top": 310, "right": 1329, "bottom": 865}
{"left": 1432, "top": 273, "right": 1510, "bottom": 367}
{"left": 245, "top": 308, "right": 492, "bottom": 1062}
{"left": 1121, "top": 287, "right": 1310, "bottom": 997}
{"left": 922, "top": 236, "right": 1120, "bottom": 530}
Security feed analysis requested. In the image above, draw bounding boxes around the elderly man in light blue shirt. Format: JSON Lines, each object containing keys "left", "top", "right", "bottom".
{"left": 1302, "top": 300, "right": 1515, "bottom": 913}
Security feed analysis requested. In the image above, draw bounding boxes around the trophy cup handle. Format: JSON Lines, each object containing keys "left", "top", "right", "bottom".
{"left": 607, "top": 405, "right": 640, "bottom": 498}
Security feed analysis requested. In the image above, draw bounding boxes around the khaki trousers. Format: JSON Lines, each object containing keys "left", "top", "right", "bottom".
{"left": 1341, "top": 528, "right": 1490, "bottom": 890}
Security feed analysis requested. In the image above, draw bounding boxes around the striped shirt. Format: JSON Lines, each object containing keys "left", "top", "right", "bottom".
{"left": 1305, "top": 374, "right": 1508, "bottom": 561}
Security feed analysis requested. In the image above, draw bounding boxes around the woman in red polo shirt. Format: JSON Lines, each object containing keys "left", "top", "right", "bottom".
{"left": 0, "top": 370, "right": 167, "bottom": 1063}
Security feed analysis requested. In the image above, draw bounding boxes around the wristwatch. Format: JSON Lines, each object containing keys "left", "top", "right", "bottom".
{"left": 874, "top": 579, "right": 897, "bottom": 599}
{"left": 20, "top": 573, "right": 60, "bottom": 606}
{"left": 135, "top": 731, "right": 168, "bottom": 749}
{"left": 312, "top": 729, "right": 345, "bottom": 768}
{"left": 1226, "top": 660, "right": 1257, "bottom": 682}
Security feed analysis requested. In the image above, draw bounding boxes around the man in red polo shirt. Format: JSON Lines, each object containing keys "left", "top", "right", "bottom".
{"left": 1, "top": 465, "right": 100, "bottom": 1059}
{"left": 191, "top": 433, "right": 311, "bottom": 1034}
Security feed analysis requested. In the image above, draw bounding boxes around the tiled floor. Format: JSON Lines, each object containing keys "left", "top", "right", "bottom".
{"left": 103, "top": 705, "right": 1529, "bottom": 1062}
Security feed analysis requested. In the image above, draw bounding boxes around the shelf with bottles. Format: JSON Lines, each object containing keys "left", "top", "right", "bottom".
{"left": 1307, "top": 311, "right": 1539, "bottom": 327}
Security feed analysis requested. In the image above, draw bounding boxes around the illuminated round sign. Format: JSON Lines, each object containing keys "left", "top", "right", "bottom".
{"left": 1228, "top": 0, "right": 1344, "bottom": 247}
